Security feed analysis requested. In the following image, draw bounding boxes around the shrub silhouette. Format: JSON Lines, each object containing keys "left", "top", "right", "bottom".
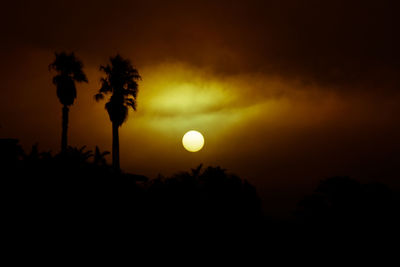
{"left": 2, "top": 139, "right": 399, "bottom": 243}
{"left": 296, "top": 176, "right": 399, "bottom": 232}
{"left": 1, "top": 140, "right": 263, "bottom": 240}
{"left": 146, "top": 164, "right": 262, "bottom": 230}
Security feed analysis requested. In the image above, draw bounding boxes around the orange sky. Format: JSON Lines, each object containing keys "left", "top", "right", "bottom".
{"left": 1, "top": 0, "right": 400, "bottom": 216}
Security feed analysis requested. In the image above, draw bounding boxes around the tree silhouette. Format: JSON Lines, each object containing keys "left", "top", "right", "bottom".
{"left": 49, "top": 52, "right": 88, "bottom": 154}
{"left": 296, "top": 176, "right": 399, "bottom": 231}
{"left": 65, "top": 145, "right": 93, "bottom": 163}
{"left": 95, "top": 55, "right": 141, "bottom": 171}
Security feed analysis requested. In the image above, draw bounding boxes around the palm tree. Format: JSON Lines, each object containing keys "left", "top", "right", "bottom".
{"left": 95, "top": 55, "right": 141, "bottom": 171}
{"left": 49, "top": 52, "right": 88, "bottom": 154}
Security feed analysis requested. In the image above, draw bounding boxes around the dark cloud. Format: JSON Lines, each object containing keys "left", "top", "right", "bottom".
{"left": 2, "top": 0, "right": 399, "bottom": 87}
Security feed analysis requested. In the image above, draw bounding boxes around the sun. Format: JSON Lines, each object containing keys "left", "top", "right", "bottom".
{"left": 182, "top": 130, "right": 205, "bottom": 152}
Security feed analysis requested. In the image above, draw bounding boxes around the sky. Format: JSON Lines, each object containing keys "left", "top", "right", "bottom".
{"left": 1, "top": 0, "right": 400, "bottom": 216}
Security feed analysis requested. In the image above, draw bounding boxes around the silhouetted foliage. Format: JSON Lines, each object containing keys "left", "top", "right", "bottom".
{"left": 95, "top": 55, "right": 141, "bottom": 171}
{"left": 2, "top": 139, "right": 399, "bottom": 246}
{"left": 296, "top": 176, "right": 400, "bottom": 234}
{"left": 146, "top": 164, "right": 263, "bottom": 233}
{"left": 0, "top": 138, "right": 23, "bottom": 167}
{"left": 2, "top": 140, "right": 263, "bottom": 242}
{"left": 49, "top": 52, "right": 88, "bottom": 153}
{"left": 93, "top": 146, "right": 110, "bottom": 166}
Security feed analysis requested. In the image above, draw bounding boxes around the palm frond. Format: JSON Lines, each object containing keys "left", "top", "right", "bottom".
{"left": 125, "top": 98, "right": 137, "bottom": 110}
{"left": 99, "top": 64, "right": 112, "bottom": 74}
{"left": 123, "top": 88, "right": 138, "bottom": 99}
{"left": 94, "top": 146, "right": 110, "bottom": 166}
{"left": 99, "top": 78, "right": 112, "bottom": 94}
{"left": 49, "top": 52, "right": 87, "bottom": 83}
{"left": 94, "top": 93, "right": 104, "bottom": 101}
{"left": 97, "top": 54, "right": 141, "bottom": 125}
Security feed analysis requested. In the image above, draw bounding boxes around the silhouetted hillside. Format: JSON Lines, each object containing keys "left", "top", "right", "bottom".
{"left": 1, "top": 139, "right": 399, "bottom": 246}
{"left": 295, "top": 176, "right": 400, "bottom": 240}
{"left": 1, "top": 139, "right": 264, "bottom": 242}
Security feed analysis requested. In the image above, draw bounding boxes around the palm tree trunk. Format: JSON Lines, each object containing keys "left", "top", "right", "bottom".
{"left": 61, "top": 105, "right": 69, "bottom": 154}
{"left": 112, "top": 122, "right": 120, "bottom": 172}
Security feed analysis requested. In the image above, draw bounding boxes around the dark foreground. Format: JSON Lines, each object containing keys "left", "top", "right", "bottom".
{"left": 2, "top": 139, "right": 400, "bottom": 254}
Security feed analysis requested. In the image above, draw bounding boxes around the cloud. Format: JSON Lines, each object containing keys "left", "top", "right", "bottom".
{"left": 3, "top": 0, "right": 399, "bottom": 90}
